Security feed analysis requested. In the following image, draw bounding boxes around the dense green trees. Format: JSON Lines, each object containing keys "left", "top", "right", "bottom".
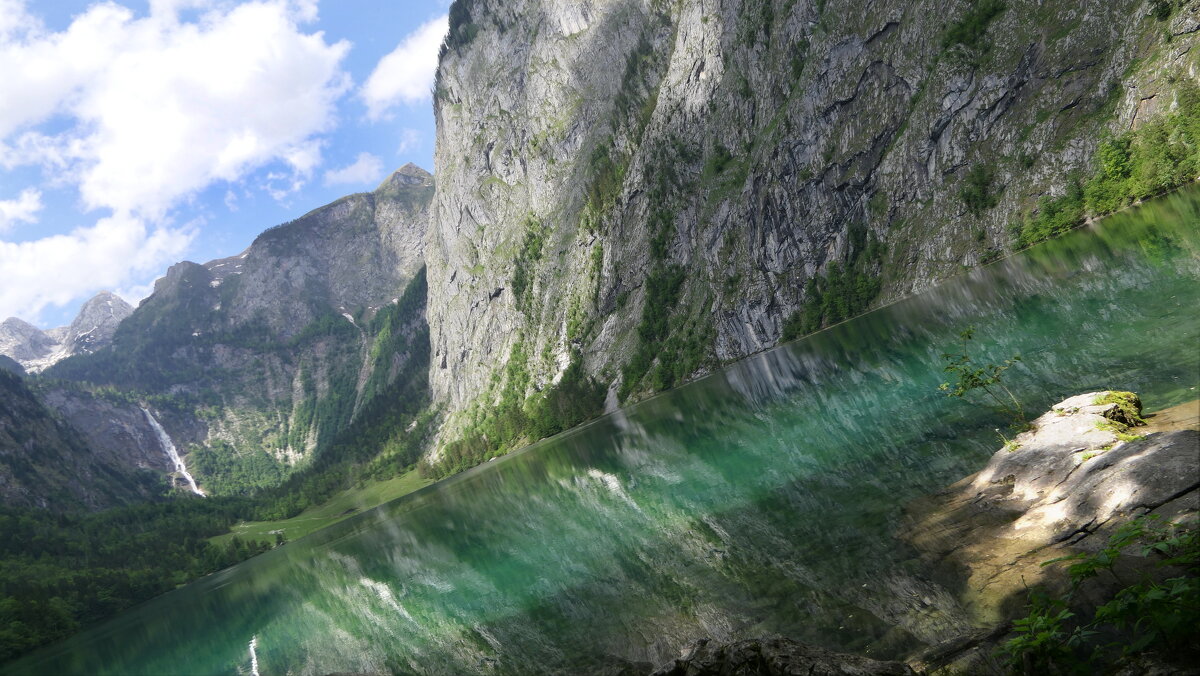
{"left": 0, "top": 271, "right": 433, "bottom": 663}
{"left": 0, "top": 499, "right": 268, "bottom": 663}
{"left": 781, "top": 225, "right": 885, "bottom": 342}
{"left": 1018, "top": 83, "right": 1200, "bottom": 248}
{"left": 940, "top": 0, "right": 1007, "bottom": 52}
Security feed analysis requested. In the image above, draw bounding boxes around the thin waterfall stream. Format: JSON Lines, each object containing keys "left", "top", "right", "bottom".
{"left": 141, "top": 407, "right": 205, "bottom": 497}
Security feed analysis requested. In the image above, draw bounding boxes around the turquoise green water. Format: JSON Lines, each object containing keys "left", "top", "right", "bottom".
{"left": 6, "top": 191, "right": 1199, "bottom": 675}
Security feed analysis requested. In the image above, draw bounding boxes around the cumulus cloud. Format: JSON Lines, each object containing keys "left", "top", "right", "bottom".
{"left": 0, "top": 214, "right": 192, "bottom": 322}
{"left": 0, "top": 0, "right": 350, "bottom": 217}
{"left": 0, "top": 0, "right": 351, "bottom": 321}
{"left": 0, "top": 188, "right": 41, "bottom": 232}
{"left": 361, "top": 15, "right": 448, "bottom": 120}
{"left": 397, "top": 128, "right": 422, "bottom": 155}
{"left": 323, "top": 152, "right": 385, "bottom": 186}
{"left": 0, "top": 0, "right": 38, "bottom": 40}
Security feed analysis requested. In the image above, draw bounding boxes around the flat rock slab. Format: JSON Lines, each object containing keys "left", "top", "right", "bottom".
{"left": 903, "top": 395, "right": 1199, "bottom": 628}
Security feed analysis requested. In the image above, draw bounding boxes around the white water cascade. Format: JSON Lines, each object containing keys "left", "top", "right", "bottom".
{"left": 141, "top": 407, "right": 205, "bottom": 497}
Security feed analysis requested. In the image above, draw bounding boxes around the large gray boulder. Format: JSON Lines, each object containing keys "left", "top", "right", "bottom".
{"left": 903, "top": 393, "right": 1199, "bottom": 631}
{"left": 966, "top": 392, "right": 1197, "bottom": 544}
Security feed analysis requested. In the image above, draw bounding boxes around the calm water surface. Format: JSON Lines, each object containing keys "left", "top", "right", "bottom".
{"left": 7, "top": 191, "right": 1200, "bottom": 675}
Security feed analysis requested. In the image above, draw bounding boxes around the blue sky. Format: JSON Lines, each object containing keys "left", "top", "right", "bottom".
{"left": 0, "top": 0, "right": 449, "bottom": 327}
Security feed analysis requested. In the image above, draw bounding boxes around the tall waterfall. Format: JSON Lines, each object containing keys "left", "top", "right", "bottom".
{"left": 141, "top": 407, "right": 205, "bottom": 497}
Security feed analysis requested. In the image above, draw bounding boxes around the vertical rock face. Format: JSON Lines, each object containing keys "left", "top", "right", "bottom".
{"left": 427, "top": 0, "right": 1199, "bottom": 434}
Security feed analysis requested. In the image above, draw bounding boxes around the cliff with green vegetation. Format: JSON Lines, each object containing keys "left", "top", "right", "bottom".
{"left": 0, "top": 369, "right": 164, "bottom": 511}
{"left": 424, "top": 0, "right": 1200, "bottom": 468}
{"left": 38, "top": 165, "right": 434, "bottom": 499}
{"left": 2, "top": 0, "right": 1199, "bottom": 667}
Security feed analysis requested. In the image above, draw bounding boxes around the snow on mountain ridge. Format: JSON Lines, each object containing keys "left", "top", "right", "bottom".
{"left": 0, "top": 292, "right": 133, "bottom": 372}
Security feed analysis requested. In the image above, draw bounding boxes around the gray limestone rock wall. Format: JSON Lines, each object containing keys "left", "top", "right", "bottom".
{"left": 206, "top": 164, "right": 433, "bottom": 340}
{"left": 0, "top": 371, "right": 164, "bottom": 510}
{"left": 39, "top": 389, "right": 176, "bottom": 476}
{"left": 426, "top": 0, "right": 1199, "bottom": 440}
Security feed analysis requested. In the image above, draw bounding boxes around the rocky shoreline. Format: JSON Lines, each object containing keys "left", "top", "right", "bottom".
{"left": 323, "top": 394, "right": 1197, "bottom": 676}
{"left": 645, "top": 393, "right": 1199, "bottom": 676}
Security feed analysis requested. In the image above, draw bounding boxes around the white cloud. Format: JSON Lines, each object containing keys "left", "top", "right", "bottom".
{"left": 361, "top": 15, "right": 448, "bottom": 120}
{"left": 0, "top": 188, "right": 41, "bottom": 231}
{"left": 114, "top": 280, "right": 157, "bottom": 309}
{"left": 0, "top": 0, "right": 351, "bottom": 320}
{"left": 323, "top": 152, "right": 384, "bottom": 186}
{"left": 0, "top": 214, "right": 192, "bottom": 322}
{"left": 397, "top": 128, "right": 422, "bottom": 155}
{"left": 0, "top": 0, "right": 350, "bottom": 217}
{"left": 0, "top": 0, "right": 39, "bottom": 40}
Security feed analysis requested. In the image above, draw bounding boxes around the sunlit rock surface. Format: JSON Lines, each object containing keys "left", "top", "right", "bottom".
{"left": 904, "top": 395, "right": 1199, "bottom": 671}
{"left": 428, "top": 0, "right": 1200, "bottom": 438}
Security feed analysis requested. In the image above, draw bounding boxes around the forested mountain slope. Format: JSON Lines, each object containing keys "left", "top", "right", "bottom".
{"left": 34, "top": 165, "right": 434, "bottom": 499}
{"left": 0, "top": 369, "right": 163, "bottom": 511}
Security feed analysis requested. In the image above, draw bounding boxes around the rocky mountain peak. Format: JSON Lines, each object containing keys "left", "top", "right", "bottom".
{"left": 0, "top": 316, "right": 43, "bottom": 338}
{"left": 0, "top": 291, "right": 134, "bottom": 372}
{"left": 63, "top": 291, "right": 133, "bottom": 356}
{"left": 385, "top": 163, "right": 433, "bottom": 188}
{"left": 0, "top": 317, "right": 55, "bottom": 363}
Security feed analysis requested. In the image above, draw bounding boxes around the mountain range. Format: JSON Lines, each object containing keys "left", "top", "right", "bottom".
{"left": 0, "top": 0, "right": 1196, "bottom": 511}
{"left": 0, "top": 292, "right": 132, "bottom": 375}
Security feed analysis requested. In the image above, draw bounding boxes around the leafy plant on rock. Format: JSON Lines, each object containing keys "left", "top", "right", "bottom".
{"left": 939, "top": 326, "right": 1025, "bottom": 425}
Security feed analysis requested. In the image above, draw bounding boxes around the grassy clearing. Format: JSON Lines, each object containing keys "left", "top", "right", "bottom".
{"left": 209, "top": 470, "right": 431, "bottom": 546}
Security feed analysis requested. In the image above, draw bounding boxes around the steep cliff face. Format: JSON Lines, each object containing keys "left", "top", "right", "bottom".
{"left": 0, "top": 370, "right": 164, "bottom": 510}
{"left": 427, "top": 0, "right": 1200, "bottom": 440}
{"left": 43, "top": 166, "right": 434, "bottom": 495}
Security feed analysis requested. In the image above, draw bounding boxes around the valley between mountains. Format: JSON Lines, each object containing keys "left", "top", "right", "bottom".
{"left": 1, "top": 0, "right": 1199, "bottom": 670}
